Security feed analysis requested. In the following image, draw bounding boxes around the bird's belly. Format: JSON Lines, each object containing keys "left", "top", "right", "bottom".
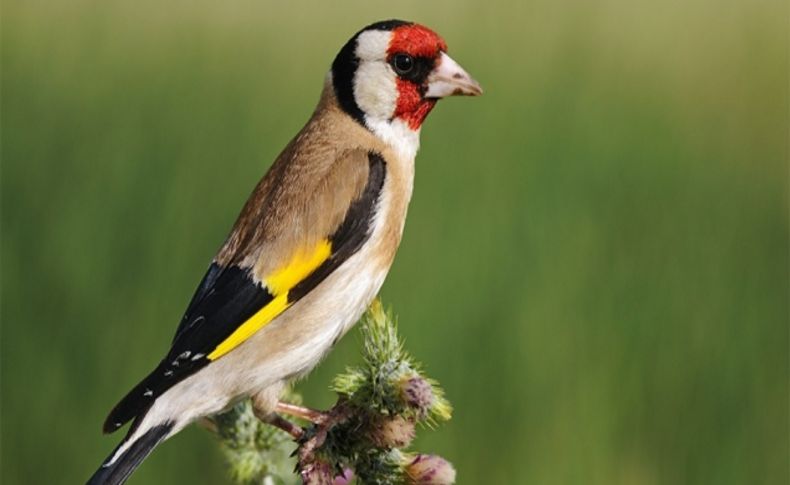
{"left": 245, "top": 248, "right": 389, "bottom": 383}
{"left": 198, "top": 241, "right": 390, "bottom": 404}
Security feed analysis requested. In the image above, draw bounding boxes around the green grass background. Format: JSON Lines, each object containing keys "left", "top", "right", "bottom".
{"left": 2, "top": 0, "right": 787, "bottom": 483}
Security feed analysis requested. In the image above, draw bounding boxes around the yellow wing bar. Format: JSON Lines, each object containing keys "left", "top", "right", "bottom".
{"left": 265, "top": 240, "right": 332, "bottom": 296}
{"left": 206, "top": 240, "right": 332, "bottom": 361}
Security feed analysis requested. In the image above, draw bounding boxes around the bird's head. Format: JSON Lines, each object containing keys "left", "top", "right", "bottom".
{"left": 331, "top": 20, "right": 481, "bottom": 149}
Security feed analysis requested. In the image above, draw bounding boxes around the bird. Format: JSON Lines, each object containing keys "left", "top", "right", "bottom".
{"left": 87, "top": 19, "right": 481, "bottom": 485}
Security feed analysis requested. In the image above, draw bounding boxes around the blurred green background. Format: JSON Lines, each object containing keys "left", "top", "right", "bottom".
{"left": 2, "top": 0, "right": 787, "bottom": 483}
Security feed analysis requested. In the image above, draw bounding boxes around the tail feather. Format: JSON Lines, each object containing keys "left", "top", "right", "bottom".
{"left": 103, "top": 363, "right": 166, "bottom": 434}
{"left": 87, "top": 422, "right": 174, "bottom": 485}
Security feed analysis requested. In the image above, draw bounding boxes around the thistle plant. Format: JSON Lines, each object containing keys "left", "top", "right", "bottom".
{"left": 209, "top": 300, "right": 455, "bottom": 484}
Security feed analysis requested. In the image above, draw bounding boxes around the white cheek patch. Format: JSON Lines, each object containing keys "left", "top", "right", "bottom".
{"left": 353, "top": 62, "right": 397, "bottom": 121}
{"left": 355, "top": 30, "right": 391, "bottom": 61}
{"left": 352, "top": 29, "right": 421, "bottom": 159}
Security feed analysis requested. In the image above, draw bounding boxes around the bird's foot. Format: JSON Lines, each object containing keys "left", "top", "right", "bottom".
{"left": 251, "top": 405, "right": 305, "bottom": 440}
{"left": 252, "top": 400, "right": 333, "bottom": 439}
{"left": 264, "top": 413, "right": 304, "bottom": 439}
{"left": 254, "top": 400, "right": 352, "bottom": 452}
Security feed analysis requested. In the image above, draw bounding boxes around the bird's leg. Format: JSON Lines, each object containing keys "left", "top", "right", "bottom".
{"left": 275, "top": 401, "right": 327, "bottom": 424}
{"left": 253, "top": 409, "right": 304, "bottom": 440}
{"left": 250, "top": 386, "right": 305, "bottom": 439}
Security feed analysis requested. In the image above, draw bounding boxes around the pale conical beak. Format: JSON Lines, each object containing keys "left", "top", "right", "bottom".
{"left": 424, "top": 52, "right": 483, "bottom": 98}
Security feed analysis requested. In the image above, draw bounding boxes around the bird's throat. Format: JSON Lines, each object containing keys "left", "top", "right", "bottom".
{"left": 393, "top": 78, "right": 437, "bottom": 130}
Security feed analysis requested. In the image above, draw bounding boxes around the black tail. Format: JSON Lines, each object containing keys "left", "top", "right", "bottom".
{"left": 87, "top": 422, "right": 174, "bottom": 485}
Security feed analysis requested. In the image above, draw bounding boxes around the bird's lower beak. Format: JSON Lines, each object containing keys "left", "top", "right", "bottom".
{"left": 424, "top": 52, "right": 483, "bottom": 98}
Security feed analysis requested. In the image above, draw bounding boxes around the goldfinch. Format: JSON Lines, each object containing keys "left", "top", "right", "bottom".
{"left": 88, "top": 19, "right": 481, "bottom": 485}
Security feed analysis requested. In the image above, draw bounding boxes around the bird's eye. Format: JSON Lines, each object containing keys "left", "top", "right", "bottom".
{"left": 391, "top": 54, "right": 414, "bottom": 75}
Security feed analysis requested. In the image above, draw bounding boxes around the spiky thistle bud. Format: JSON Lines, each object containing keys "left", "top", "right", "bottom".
{"left": 399, "top": 375, "right": 435, "bottom": 416}
{"left": 404, "top": 454, "right": 457, "bottom": 485}
{"left": 368, "top": 415, "right": 416, "bottom": 448}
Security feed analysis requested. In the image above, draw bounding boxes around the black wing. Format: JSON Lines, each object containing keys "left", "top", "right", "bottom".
{"left": 103, "top": 265, "right": 273, "bottom": 433}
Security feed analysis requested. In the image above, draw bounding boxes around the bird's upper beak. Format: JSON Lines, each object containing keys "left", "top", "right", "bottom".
{"left": 424, "top": 52, "right": 483, "bottom": 98}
